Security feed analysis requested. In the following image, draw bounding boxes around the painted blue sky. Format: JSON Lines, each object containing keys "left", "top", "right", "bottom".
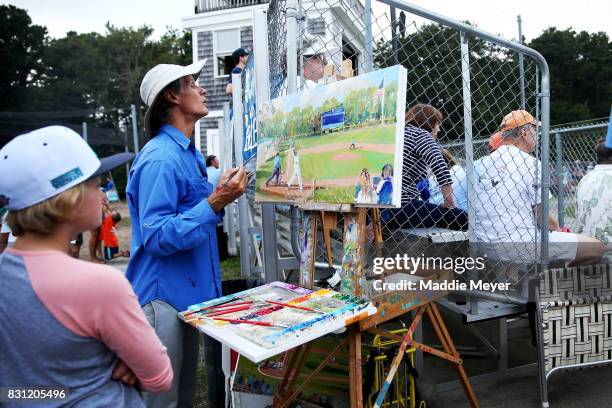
{"left": 269, "top": 65, "right": 401, "bottom": 114}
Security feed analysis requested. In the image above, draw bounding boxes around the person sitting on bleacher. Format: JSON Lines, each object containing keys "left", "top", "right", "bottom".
{"left": 575, "top": 139, "right": 612, "bottom": 262}
{"left": 472, "top": 110, "right": 603, "bottom": 265}
{"left": 380, "top": 104, "right": 468, "bottom": 231}
{"left": 428, "top": 149, "right": 468, "bottom": 212}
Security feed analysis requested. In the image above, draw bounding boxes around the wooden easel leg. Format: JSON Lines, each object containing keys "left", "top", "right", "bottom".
{"left": 321, "top": 211, "right": 337, "bottom": 268}
{"left": 348, "top": 324, "right": 363, "bottom": 408}
{"left": 427, "top": 303, "right": 480, "bottom": 408}
{"left": 281, "top": 338, "right": 349, "bottom": 408}
{"left": 273, "top": 346, "right": 304, "bottom": 407}
{"left": 372, "top": 307, "right": 425, "bottom": 408}
{"left": 280, "top": 343, "right": 313, "bottom": 407}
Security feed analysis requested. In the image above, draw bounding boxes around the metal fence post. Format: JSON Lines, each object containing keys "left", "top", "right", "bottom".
{"left": 555, "top": 130, "right": 564, "bottom": 228}
{"left": 123, "top": 127, "right": 130, "bottom": 177}
{"left": 390, "top": 6, "right": 398, "bottom": 65}
{"left": 82, "top": 122, "right": 88, "bottom": 143}
{"left": 286, "top": 0, "right": 298, "bottom": 94}
{"left": 460, "top": 31, "right": 478, "bottom": 318}
{"left": 232, "top": 74, "right": 252, "bottom": 277}
{"left": 517, "top": 15, "right": 526, "bottom": 110}
{"left": 130, "top": 104, "right": 140, "bottom": 153}
{"left": 364, "top": 0, "right": 373, "bottom": 72}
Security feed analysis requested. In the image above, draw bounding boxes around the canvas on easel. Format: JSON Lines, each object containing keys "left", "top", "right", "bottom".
{"left": 255, "top": 65, "right": 407, "bottom": 207}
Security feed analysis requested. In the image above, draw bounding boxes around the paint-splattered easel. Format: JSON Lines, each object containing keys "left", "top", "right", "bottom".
{"left": 272, "top": 61, "right": 479, "bottom": 408}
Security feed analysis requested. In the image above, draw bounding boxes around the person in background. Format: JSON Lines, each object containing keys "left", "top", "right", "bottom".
{"left": 69, "top": 233, "right": 84, "bottom": 259}
{"left": 428, "top": 149, "right": 468, "bottom": 212}
{"left": 575, "top": 139, "right": 612, "bottom": 261}
{"left": 0, "top": 212, "right": 17, "bottom": 253}
{"left": 381, "top": 103, "right": 468, "bottom": 230}
{"left": 127, "top": 60, "right": 247, "bottom": 407}
{"left": 225, "top": 48, "right": 249, "bottom": 96}
{"left": 472, "top": 110, "right": 603, "bottom": 265}
{"left": 0, "top": 126, "right": 170, "bottom": 406}
{"left": 101, "top": 211, "right": 130, "bottom": 260}
{"left": 206, "top": 155, "right": 221, "bottom": 188}
{"left": 102, "top": 176, "right": 114, "bottom": 192}
{"left": 88, "top": 194, "right": 110, "bottom": 263}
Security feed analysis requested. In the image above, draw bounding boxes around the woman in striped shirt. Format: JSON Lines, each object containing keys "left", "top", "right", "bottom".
{"left": 381, "top": 104, "right": 468, "bottom": 231}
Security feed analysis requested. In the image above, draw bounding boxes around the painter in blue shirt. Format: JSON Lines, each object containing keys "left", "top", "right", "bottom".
{"left": 126, "top": 124, "right": 223, "bottom": 311}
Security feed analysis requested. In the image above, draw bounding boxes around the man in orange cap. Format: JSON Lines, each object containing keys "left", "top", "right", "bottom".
{"left": 471, "top": 110, "right": 603, "bottom": 266}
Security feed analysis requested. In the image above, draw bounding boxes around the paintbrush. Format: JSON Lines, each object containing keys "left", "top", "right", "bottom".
{"left": 203, "top": 316, "right": 289, "bottom": 328}
{"left": 184, "top": 301, "right": 253, "bottom": 316}
{"left": 265, "top": 300, "right": 323, "bottom": 313}
{"left": 184, "top": 305, "right": 253, "bottom": 322}
{"left": 216, "top": 154, "right": 256, "bottom": 191}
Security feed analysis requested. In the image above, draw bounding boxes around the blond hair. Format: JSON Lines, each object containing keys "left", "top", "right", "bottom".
{"left": 6, "top": 183, "right": 86, "bottom": 236}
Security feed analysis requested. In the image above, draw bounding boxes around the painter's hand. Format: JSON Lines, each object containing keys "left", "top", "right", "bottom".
{"left": 208, "top": 167, "right": 247, "bottom": 212}
{"left": 112, "top": 359, "right": 139, "bottom": 388}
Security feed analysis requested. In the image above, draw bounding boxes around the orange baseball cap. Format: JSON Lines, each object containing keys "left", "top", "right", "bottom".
{"left": 488, "top": 131, "right": 503, "bottom": 151}
{"left": 499, "top": 110, "right": 538, "bottom": 132}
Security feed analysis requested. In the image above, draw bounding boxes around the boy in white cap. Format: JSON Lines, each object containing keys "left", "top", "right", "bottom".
{"left": 127, "top": 60, "right": 247, "bottom": 407}
{"left": 0, "top": 126, "right": 172, "bottom": 406}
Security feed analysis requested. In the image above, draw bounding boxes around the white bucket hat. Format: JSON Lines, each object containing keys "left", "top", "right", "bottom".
{"left": 0, "top": 126, "right": 134, "bottom": 211}
{"left": 140, "top": 60, "right": 207, "bottom": 137}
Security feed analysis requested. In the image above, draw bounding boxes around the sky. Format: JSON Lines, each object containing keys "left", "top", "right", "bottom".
{"left": 5, "top": 0, "right": 612, "bottom": 42}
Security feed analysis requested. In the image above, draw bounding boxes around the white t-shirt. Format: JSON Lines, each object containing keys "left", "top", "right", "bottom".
{"left": 1, "top": 213, "right": 17, "bottom": 243}
{"left": 472, "top": 145, "right": 541, "bottom": 243}
{"left": 429, "top": 164, "right": 468, "bottom": 211}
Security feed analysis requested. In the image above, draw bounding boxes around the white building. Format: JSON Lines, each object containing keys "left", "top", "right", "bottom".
{"left": 182, "top": 0, "right": 368, "bottom": 156}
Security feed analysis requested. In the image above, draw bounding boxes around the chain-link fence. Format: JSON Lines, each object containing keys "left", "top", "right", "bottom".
{"left": 548, "top": 119, "right": 609, "bottom": 231}
{"left": 259, "top": 0, "right": 554, "bottom": 307}
{"left": 267, "top": 0, "right": 288, "bottom": 99}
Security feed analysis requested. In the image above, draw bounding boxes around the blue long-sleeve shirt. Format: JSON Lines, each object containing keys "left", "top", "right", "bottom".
{"left": 125, "top": 124, "right": 223, "bottom": 311}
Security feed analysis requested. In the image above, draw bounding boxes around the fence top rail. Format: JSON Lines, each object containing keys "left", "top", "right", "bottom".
{"left": 377, "top": 0, "right": 549, "bottom": 81}
{"left": 552, "top": 123, "right": 608, "bottom": 135}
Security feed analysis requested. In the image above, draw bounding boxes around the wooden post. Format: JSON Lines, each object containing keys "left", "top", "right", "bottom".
{"left": 321, "top": 211, "right": 338, "bottom": 268}
{"left": 348, "top": 324, "right": 363, "bottom": 408}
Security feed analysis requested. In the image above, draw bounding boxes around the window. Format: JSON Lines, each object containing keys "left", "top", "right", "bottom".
{"left": 308, "top": 18, "right": 326, "bottom": 36}
{"left": 214, "top": 29, "right": 240, "bottom": 78}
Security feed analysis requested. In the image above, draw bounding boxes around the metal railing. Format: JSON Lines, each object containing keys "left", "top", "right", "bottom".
{"left": 261, "top": 0, "right": 555, "bottom": 404}
{"left": 195, "top": 0, "right": 269, "bottom": 13}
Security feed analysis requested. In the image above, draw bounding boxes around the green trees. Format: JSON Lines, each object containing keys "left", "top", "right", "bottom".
{"left": 374, "top": 23, "right": 530, "bottom": 141}
{"left": 373, "top": 23, "right": 611, "bottom": 139}
{"left": 0, "top": 5, "right": 47, "bottom": 111}
{"left": 528, "top": 28, "right": 612, "bottom": 123}
{"left": 0, "top": 6, "right": 191, "bottom": 123}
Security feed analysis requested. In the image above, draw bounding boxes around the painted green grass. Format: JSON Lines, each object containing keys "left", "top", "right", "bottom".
{"left": 294, "top": 124, "right": 395, "bottom": 149}
{"left": 256, "top": 124, "right": 396, "bottom": 202}
{"left": 300, "top": 149, "right": 392, "bottom": 180}
{"left": 313, "top": 186, "right": 355, "bottom": 203}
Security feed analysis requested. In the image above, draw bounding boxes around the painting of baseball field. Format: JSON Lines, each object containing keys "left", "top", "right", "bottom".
{"left": 255, "top": 65, "right": 407, "bottom": 207}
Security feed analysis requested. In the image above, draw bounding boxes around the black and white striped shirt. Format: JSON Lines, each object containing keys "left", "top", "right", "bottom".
{"left": 401, "top": 124, "right": 452, "bottom": 203}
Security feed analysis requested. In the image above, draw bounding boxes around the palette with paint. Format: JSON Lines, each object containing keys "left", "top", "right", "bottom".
{"left": 178, "top": 281, "right": 377, "bottom": 362}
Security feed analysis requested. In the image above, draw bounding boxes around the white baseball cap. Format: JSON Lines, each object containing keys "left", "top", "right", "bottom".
{"left": 0, "top": 126, "right": 134, "bottom": 211}
{"left": 140, "top": 60, "right": 207, "bottom": 137}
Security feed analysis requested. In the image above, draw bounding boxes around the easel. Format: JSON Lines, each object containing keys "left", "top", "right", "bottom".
{"left": 272, "top": 62, "right": 479, "bottom": 408}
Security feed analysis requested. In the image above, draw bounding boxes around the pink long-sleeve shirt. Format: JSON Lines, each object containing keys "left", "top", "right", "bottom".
{"left": 0, "top": 248, "right": 173, "bottom": 407}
